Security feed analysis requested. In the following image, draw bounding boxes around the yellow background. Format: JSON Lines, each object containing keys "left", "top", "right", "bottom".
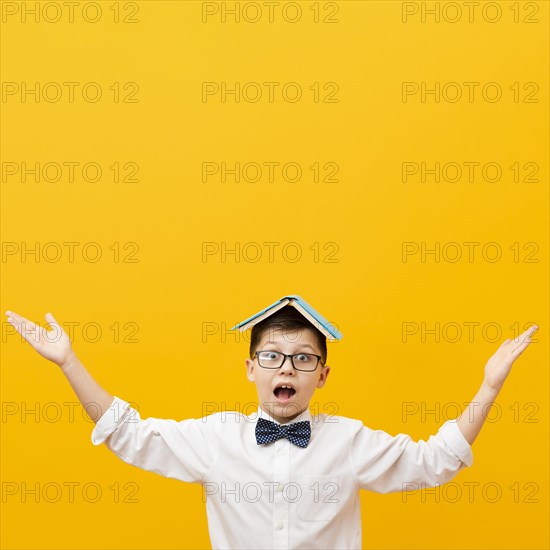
{"left": 1, "top": 0, "right": 548, "bottom": 548}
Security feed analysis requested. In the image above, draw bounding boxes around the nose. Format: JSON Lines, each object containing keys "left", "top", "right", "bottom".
{"left": 279, "top": 355, "right": 296, "bottom": 375}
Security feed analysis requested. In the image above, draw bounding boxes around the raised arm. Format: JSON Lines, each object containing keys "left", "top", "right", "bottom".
{"left": 457, "top": 324, "right": 539, "bottom": 445}
{"left": 5, "top": 310, "right": 114, "bottom": 423}
{"left": 6, "top": 310, "right": 218, "bottom": 483}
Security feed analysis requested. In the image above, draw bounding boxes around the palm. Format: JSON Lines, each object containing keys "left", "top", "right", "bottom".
{"left": 6, "top": 310, "right": 73, "bottom": 366}
{"left": 484, "top": 325, "right": 538, "bottom": 391}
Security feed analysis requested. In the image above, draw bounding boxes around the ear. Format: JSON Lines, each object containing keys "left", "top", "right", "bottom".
{"left": 316, "top": 365, "right": 330, "bottom": 388}
{"left": 245, "top": 358, "right": 255, "bottom": 382}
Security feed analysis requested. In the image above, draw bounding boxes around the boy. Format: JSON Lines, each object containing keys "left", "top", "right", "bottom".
{"left": 4, "top": 299, "right": 538, "bottom": 550}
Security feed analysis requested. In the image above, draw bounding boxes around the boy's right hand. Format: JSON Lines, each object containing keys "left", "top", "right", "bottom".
{"left": 5, "top": 310, "right": 74, "bottom": 369}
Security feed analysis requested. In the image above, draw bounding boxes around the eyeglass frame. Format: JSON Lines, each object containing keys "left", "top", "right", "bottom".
{"left": 253, "top": 350, "right": 324, "bottom": 372}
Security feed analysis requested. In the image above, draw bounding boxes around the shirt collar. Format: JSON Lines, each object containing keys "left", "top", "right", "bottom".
{"left": 256, "top": 404, "right": 312, "bottom": 426}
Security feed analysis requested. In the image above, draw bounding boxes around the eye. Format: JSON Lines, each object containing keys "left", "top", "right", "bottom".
{"left": 295, "top": 353, "right": 311, "bottom": 362}
{"left": 260, "top": 351, "right": 280, "bottom": 360}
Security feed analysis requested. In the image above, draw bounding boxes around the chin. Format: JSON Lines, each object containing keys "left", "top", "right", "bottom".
{"left": 262, "top": 399, "right": 303, "bottom": 420}
{"left": 275, "top": 402, "right": 304, "bottom": 420}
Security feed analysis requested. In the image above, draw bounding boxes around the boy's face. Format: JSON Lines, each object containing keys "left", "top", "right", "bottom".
{"left": 245, "top": 327, "right": 330, "bottom": 424}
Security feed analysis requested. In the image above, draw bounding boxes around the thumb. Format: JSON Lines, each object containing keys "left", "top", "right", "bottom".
{"left": 45, "top": 312, "right": 64, "bottom": 335}
{"left": 45, "top": 312, "right": 56, "bottom": 323}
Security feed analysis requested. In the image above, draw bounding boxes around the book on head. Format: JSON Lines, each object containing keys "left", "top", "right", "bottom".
{"left": 231, "top": 295, "right": 342, "bottom": 341}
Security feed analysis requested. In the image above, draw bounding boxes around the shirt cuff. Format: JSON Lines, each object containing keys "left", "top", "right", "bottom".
{"left": 91, "top": 396, "right": 132, "bottom": 446}
{"left": 438, "top": 419, "right": 474, "bottom": 467}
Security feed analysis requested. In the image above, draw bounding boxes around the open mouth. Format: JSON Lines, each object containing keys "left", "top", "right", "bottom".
{"left": 273, "top": 384, "right": 296, "bottom": 402}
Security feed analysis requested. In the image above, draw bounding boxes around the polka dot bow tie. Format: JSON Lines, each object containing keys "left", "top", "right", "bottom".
{"left": 255, "top": 418, "right": 311, "bottom": 448}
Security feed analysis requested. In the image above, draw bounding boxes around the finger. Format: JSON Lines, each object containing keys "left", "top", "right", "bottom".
{"left": 7, "top": 316, "right": 37, "bottom": 336}
{"left": 510, "top": 344, "right": 530, "bottom": 360}
{"left": 45, "top": 312, "right": 57, "bottom": 323}
{"left": 511, "top": 335, "right": 535, "bottom": 357}
{"left": 16, "top": 320, "right": 43, "bottom": 348}
{"left": 44, "top": 312, "right": 66, "bottom": 342}
{"left": 44, "top": 312, "right": 59, "bottom": 330}
{"left": 511, "top": 325, "right": 539, "bottom": 344}
{"left": 6, "top": 314, "right": 45, "bottom": 346}
{"left": 6, "top": 311, "right": 37, "bottom": 332}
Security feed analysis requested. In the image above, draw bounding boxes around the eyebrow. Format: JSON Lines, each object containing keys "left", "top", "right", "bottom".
{"left": 262, "top": 341, "right": 316, "bottom": 351}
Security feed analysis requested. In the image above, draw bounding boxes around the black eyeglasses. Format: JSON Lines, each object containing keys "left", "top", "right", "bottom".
{"left": 253, "top": 350, "right": 323, "bottom": 372}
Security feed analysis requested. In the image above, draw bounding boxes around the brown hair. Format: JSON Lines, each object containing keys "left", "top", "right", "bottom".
{"left": 249, "top": 305, "right": 327, "bottom": 364}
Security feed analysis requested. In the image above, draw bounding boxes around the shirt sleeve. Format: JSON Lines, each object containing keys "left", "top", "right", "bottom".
{"left": 350, "top": 418, "right": 473, "bottom": 493}
{"left": 91, "top": 396, "right": 218, "bottom": 484}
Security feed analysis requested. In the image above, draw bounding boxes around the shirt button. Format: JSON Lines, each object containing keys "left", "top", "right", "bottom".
{"left": 275, "top": 523, "right": 284, "bottom": 531}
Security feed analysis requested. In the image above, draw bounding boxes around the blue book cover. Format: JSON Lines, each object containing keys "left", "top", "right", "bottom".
{"left": 231, "top": 295, "right": 343, "bottom": 341}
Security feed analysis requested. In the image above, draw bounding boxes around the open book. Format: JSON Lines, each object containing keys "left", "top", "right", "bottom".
{"left": 231, "top": 295, "right": 342, "bottom": 341}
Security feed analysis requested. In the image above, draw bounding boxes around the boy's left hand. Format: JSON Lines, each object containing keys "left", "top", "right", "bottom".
{"left": 483, "top": 324, "right": 539, "bottom": 392}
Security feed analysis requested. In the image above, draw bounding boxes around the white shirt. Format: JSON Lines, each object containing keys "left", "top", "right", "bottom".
{"left": 91, "top": 397, "right": 473, "bottom": 550}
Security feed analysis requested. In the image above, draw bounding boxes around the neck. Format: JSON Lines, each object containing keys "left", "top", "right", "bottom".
{"left": 259, "top": 403, "right": 307, "bottom": 424}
